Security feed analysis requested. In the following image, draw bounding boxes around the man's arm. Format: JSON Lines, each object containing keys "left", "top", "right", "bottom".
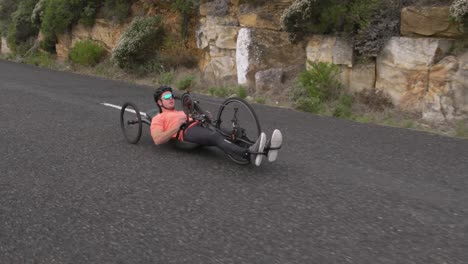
{"left": 151, "top": 115, "right": 187, "bottom": 145}
{"left": 151, "top": 125, "right": 181, "bottom": 145}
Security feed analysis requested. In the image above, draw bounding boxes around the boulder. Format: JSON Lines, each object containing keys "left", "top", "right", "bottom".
{"left": 306, "top": 35, "right": 353, "bottom": 67}
{"left": 422, "top": 52, "right": 468, "bottom": 123}
{"left": 203, "top": 55, "right": 238, "bottom": 84}
{"left": 196, "top": 16, "right": 240, "bottom": 49}
{"left": 255, "top": 68, "right": 284, "bottom": 94}
{"left": 376, "top": 37, "right": 453, "bottom": 112}
{"left": 236, "top": 28, "right": 305, "bottom": 87}
{"left": 349, "top": 63, "right": 376, "bottom": 93}
{"left": 422, "top": 56, "right": 459, "bottom": 123}
{"left": 238, "top": 0, "right": 294, "bottom": 31}
{"left": 401, "top": 6, "right": 464, "bottom": 38}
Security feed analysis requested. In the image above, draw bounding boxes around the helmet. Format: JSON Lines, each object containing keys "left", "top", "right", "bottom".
{"left": 153, "top": 85, "right": 173, "bottom": 103}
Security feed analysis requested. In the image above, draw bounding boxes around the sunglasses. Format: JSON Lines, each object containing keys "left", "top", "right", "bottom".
{"left": 162, "top": 93, "right": 174, "bottom": 100}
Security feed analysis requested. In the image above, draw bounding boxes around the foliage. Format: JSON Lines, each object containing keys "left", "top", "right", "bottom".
{"left": 356, "top": 89, "right": 393, "bottom": 112}
{"left": 354, "top": 1, "right": 400, "bottom": 57}
{"left": 280, "top": 0, "right": 401, "bottom": 57}
{"left": 450, "top": 0, "right": 468, "bottom": 31}
{"left": 160, "top": 34, "right": 197, "bottom": 68}
{"left": 255, "top": 97, "right": 266, "bottom": 104}
{"left": 23, "top": 50, "right": 54, "bottom": 67}
{"left": 450, "top": 0, "right": 468, "bottom": 22}
{"left": 176, "top": 74, "right": 196, "bottom": 91}
{"left": 171, "top": 0, "right": 197, "bottom": 39}
{"left": 40, "top": 0, "right": 80, "bottom": 52}
{"left": 455, "top": 120, "right": 468, "bottom": 138}
{"left": 6, "top": 0, "right": 39, "bottom": 54}
{"left": 0, "top": 0, "right": 18, "bottom": 36}
{"left": 69, "top": 40, "right": 105, "bottom": 66}
{"left": 236, "top": 85, "right": 248, "bottom": 99}
{"left": 112, "top": 16, "right": 164, "bottom": 69}
{"left": 79, "top": 0, "right": 100, "bottom": 27}
{"left": 208, "top": 86, "right": 231, "bottom": 98}
{"left": 103, "top": 0, "right": 131, "bottom": 23}
{"left": 31, "top": 0, "right": 46, "bottom": 28}
{"left": 333, "top": 94, "right": 353, "bottom": 118}
{"left": 156, "top": 70, "right": 175, "bottom": 86}
{"left": 292, "top": 61, "right": 342, "bottom": 113}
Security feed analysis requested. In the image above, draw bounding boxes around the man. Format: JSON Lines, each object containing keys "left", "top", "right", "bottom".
{"left": 150, "top": 85, "right": 282, "bottom": 166}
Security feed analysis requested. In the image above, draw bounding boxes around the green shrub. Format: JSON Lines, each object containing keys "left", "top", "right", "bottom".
{"left": 295, "top": 97, "right": 323, "bottom": 113}
{"left": 6, "top": 0, "right": 39, "bottom": 54}
{"left": 0, "top": 0, "right": 18, "bottom": 37}
{"left": 455, "top": 120, "right": 468, "bottom": 138}
{"left": 112, "top": 16, "right": 163, "bottom": 69}
{"left": 157, "top": 70, "right": 175, "bottom": 86}
{"left": 333, "top": 94, "right": 354, "bottom": 118}
{"left": 450, "top": 0, "right": 468, "bottom": 31}
{"left": 236, "top": 85, "right": 248, "bottom": 99}
{"left": 208, "top": 86, "right": 231, "bottom": 98}
{"left": 171, "top": 0, "right": 196, "bottom": 39}
{"left": 255, "top": 97, "right": 266, "bottom": 104}
{"left": 24, "top": 50, "right": 54, "bottom": 67}
{"left": 292, "top": 61, "right": 341, "bottom": 113}
{"left": 103, "top": 0, "right": 131, "bottom": 23}
{"left": 176, "top": 75, "right": 195, "bottom": 91}
{"left": 79, "top": 1, "right": 100, "bottom": 27}
{"left": 69, "top": 40, "right": 105, "bottom": 66}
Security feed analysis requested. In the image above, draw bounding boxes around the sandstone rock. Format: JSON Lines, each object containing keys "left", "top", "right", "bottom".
{"left": 306, "top": 35, "right": 353, "bottom": 67}
{"left": 1, "top": 37, "right": 11, "bottom": 54}
{"left": 376, "top": 37, "right": 453, "bottom": 111}
{"left": 236, "top": 28, "right": 305, "bottom": 87}
{"left": 203, "top": 55, "right": 238, "bottom": 84}
{"left": 349, "top": 63, "right": 376, "bottom": 93}
{"left": 422, "top": 56, "right": 459, "bottom": 123}
{"left": 452, "top": 52, "right": 468, "bottom": 117}
{"left": 71, "top": 19, "right": 125, "bottom": 51}
{"left": 401, "top": 6, "right": 463, "bottom": 38}
{"left": 238, "top": 0, "right": 294, "bottom": 30}
{"left": 255, "top": 68, "right": 284, "bottom": 94}
{"left": 56, "top": 33, "right": 72, "bottom": 61}
{"left": 197, "top": 17, "right": 240, "bottom": 49}
{"left": 200, "top": 0, "right": 230, "bottom": 17}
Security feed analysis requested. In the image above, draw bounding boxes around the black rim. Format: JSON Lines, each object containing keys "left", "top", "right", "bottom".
{"left": 120, "top": 102, "right": 142, "bottom": 144}
{"left": 216, "top": 97, "right": 261, "bottom": 148}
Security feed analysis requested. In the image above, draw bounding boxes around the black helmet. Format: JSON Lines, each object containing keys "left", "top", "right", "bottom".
{"left": 153, "top": 85, "right": 173, "bottom": 103}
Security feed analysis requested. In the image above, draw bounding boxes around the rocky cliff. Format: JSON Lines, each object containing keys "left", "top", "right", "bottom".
{"left": 1, "top": 1, "right": 466, "bottom": 124}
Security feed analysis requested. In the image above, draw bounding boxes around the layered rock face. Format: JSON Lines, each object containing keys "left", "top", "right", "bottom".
{"left": 39, "top": 1, "right": 468, "bottom": 123}
{"left": 56, "top": 19, "right": 126, "bottom": 60}
{"left": 0, "top": 38, "right": 12, "bottom": 54}
{"left": 401, "top": 6, "right": 463, "bottom": 38}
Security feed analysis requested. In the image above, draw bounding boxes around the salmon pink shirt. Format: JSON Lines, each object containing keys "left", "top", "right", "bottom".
{"left": 150, "top": 110, "right": 187, "bottom": 140}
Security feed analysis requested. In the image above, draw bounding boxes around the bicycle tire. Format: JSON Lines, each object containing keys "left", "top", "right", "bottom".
{"left": 215, "top": 97, "right": 261, "bottom": 165}
{"left": 120, "top": 102, "right": 143, "bottom": 144}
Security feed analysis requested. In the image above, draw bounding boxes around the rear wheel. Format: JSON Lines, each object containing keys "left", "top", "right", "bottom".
{"left": 216, "top": 97, "right": 261, "bottom": 165}
{"left": 120, "top": 102, "right": 142, "bottom": 144}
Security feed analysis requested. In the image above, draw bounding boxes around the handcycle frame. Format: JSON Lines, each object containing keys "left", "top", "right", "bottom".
{"left": 120, "top": 93, "right": 262, "bottom": 165}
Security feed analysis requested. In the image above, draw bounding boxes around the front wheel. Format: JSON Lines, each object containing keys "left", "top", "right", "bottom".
{"left": 215, "top": 97, "right": 261, "bottom": 165}
{"left": 120, "top": 102, "right": 142, "bottom": 144}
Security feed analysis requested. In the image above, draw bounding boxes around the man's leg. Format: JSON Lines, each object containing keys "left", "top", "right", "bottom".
{"left": 183, "top": 125, "right": 248, "bottom": 159}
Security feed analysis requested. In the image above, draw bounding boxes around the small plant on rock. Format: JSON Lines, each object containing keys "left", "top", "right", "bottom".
{"left": 69, "top": 40, "right": 106, "bottom": 66}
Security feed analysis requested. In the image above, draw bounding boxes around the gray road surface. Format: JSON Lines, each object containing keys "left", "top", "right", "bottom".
{"left": 1, "top": 60, "right": 467, "bottom": 264}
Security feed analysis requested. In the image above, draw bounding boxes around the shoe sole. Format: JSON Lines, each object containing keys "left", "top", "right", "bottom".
{"left": 255, "top": 133, "right": 267, "bottom": 166}
{"left": 268, "top": 129, "right": 282, "bottom": 162}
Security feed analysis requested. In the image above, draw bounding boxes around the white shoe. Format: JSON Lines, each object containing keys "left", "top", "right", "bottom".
{"left": 249, "top": 132, "right": 266, "bottom": 166}
{"left": 267, "top": 129, "right": 282, "bottom": 162}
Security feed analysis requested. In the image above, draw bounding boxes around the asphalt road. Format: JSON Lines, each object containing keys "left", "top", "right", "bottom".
{"left": 1, "top": 60, "right": 467, "bottom": 264}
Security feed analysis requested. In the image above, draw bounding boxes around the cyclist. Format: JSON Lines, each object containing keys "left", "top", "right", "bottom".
{"left": 150, "top": 85, "right": 282, "bottom": 166}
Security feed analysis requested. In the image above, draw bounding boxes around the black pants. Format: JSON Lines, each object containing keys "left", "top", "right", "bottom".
{"left": 183, "top": 125, "right": 247, "bottom": 158}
